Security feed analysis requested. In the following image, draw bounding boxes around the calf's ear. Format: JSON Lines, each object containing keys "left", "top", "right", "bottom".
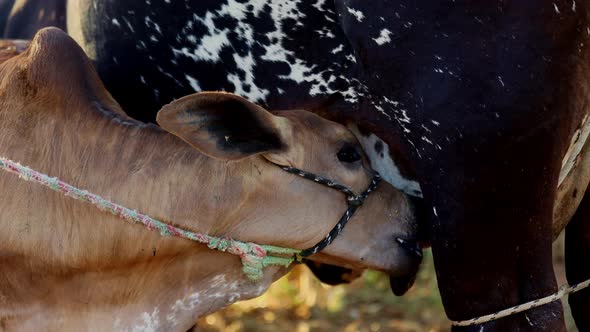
{"left": 157, "top": 92, "right": 291, "bottom": 160}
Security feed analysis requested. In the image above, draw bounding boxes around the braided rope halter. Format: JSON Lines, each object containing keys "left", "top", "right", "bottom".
{"left": 280, "top": 166, "right": 381, "bottom": 257}
{"left": 0, "top": 156, "right": 380, "bottom": 281}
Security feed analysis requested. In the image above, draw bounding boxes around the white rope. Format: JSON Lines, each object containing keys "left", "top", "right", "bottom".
{"left": 452, "top": 279, "right": 590, "bottom": 326}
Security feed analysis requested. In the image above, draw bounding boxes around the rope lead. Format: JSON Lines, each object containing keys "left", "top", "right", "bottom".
{"left": 452, "top": 279, "right": 590, "bottom": 326}
{"left": 0, "top": 157, "right": 301, "bottom": 281}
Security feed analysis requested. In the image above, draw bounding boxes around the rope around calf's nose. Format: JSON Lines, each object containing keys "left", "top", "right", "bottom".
{"left": 278, "top": 165, "right": 381, "bottom": 257}
{"left": 452, "top": 279, "right": 590, "bottom": 326}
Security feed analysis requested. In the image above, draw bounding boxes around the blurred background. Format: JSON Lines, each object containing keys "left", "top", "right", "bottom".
{"left": 197, "top": 235, "right": 577, "bottom": 332}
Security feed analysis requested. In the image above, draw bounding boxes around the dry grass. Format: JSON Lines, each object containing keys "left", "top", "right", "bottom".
{"left": 195, "top": 234, "right": 579, "bottom": 331}
{"left": 197, "top": 251, "right": 449, "bottom": 332}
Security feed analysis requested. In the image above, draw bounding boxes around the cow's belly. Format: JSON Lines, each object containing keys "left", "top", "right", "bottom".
{"left": 554, "top": 115, "right": 590, "bottom": 239}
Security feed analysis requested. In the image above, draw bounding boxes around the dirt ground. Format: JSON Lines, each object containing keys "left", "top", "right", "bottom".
{"left": 196, "top": 235, "right": 578, "bottom": 332}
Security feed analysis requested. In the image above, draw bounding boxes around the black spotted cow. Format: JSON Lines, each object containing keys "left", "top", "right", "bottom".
{"left": 4, "top": 1, "right": 590, "bottom": 331}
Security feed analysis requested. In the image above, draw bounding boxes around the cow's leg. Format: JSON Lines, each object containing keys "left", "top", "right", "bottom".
{"left": 566, "top": 190, "right": 590, "bottom": 330}
{"left": 427, "top": 135, "right": 565, "bottom": 331}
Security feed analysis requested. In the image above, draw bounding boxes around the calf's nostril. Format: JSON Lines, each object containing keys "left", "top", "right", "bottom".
{"left": 395, "top": 237, "right": 423, "bottom": 258}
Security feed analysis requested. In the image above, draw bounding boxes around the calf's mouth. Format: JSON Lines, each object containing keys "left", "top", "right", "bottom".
{"left": 389, "top": 237, "right": 423, "bottom": 296}
{"left": 304, "top": 236, "right": 424, "bottom": 296}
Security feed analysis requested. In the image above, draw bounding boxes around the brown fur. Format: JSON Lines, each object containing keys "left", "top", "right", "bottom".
{"left": 0, "top": 28, "right": 418, "bottom": 331}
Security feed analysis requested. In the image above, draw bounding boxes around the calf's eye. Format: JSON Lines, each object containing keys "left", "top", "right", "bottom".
{"left": 337, "top": 144, "right": 362, "bottom": 163}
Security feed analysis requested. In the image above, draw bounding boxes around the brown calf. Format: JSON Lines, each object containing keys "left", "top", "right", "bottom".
{"left": 0, "top": 28, "right": 420, "bottom": 331}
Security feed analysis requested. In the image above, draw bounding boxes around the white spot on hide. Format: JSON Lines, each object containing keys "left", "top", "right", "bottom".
{"left": 347, "top": 7, "right": 365, "bottom": 22}
{"left": 167, "top": 292, "right": 201, "bottom": 327}
{"left": 227, "top": 52, "right": 270, "bottom": 102}
{"left": 171, "top": 11, "right": 231, "bottom": 62}
{"left": 331, "top": 44, "right": 344, "bottom": 54}
{"left": 313, "top": 0, "right": 327, "bottom": 11}
{"left": 185, "top": 74, "right": 202, "bottom": 92}
{"left": 132, "top": 308, "right": 160, "bottom": 332}
{"left": 349, "top": 126, "right": 423, "bottom": 197}
{"left": 373, "top": 29, "right": 393, "bottom": 45}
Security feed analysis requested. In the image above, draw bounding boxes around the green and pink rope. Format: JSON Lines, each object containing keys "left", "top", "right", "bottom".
{"left": 0, "top": 156, "right": 301, "bottom": 281}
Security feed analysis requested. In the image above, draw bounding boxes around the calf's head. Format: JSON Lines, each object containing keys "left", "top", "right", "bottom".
{"left": 157, "top": 92, "right": 421, "bottom": 291}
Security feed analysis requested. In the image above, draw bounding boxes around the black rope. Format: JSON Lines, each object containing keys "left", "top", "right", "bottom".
{"left": 278, "top": 166, "right": 381, "bottom": 257}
